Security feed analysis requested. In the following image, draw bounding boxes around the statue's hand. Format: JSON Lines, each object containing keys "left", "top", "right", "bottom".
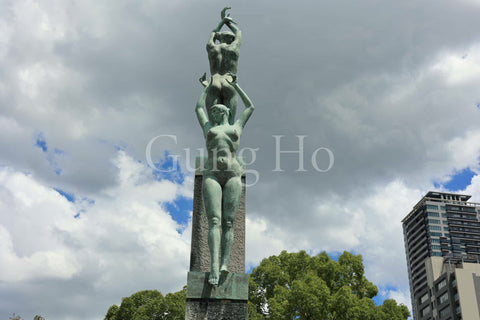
{"left": 221, "top": 7, "right": 236, "bottom": 24}
{"left": 199, "top": 72, "right": 209, "bottom": 88}
{"left": 223, "top": 16, "right": 237, "bottom": 25}
{"left": 226, "top": 73, "right": 237, "bottom": 86}
{"left": 221, "top": 7, "right": 231, "bottom": 19}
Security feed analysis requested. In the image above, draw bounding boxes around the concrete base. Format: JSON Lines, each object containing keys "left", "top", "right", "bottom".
{"left": 185, "top": 299, "right": 248, "bottom": 320}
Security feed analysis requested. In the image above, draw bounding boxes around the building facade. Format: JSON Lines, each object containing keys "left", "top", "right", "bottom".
{"left": 402, "top": 191, "right": 480, "bottom": 320}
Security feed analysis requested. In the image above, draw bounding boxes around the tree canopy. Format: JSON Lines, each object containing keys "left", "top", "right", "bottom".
{"left": 104, "top": 287, "right": 186, "bottom": 320}
{"left": 104, "top": 251, "right": 410, "bottom": 320}
{"left": 248, "top": 250, "right": 410, "bottom": 320}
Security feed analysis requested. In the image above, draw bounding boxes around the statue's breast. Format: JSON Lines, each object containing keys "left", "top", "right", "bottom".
{"left": 206, "top": 126, "right": 239, "bottom": 144}
{"left": 225, "top": 128, "right": 239, "bottom": 142}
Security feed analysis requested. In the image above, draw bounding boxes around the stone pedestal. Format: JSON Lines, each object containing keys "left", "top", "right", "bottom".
{"left": 185, "top": 159, "right": 248, "bottom": 319}
{"left": 185, "top": 272, "right": 248, "bottom": 319}
{"left": 185, "top": 299, "right": 248, "bottom": 320}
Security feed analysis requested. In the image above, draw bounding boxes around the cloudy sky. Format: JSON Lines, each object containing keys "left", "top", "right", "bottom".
{"left": 2, "top": 0, "right": 480, "bottom": 319}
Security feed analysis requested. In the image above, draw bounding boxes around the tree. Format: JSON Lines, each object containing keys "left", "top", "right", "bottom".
{"left": 104, "top": 287, "right": 186, "bottom": 320}
{"left": 248, "top": 250, "right": 410, "bottom": 320}
{"left": 105, "top": 251, "right": 409, "bottom": 320}
{"left": 9, "top": 314, "right": 23, "bottom": 320}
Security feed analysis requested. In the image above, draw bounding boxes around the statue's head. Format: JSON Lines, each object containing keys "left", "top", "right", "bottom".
{"left": 215, "top": 31, "right": 235, "bottom": 45}
{"left": 210, "top": 104, "right": 230, "bottom": 124}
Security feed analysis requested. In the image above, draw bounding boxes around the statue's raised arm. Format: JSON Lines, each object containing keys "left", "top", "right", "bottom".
{"left": 195, "top": 85, "right": 210, "bottom": 138}
{"left": 227, "top": 74, "right": 253, "bottom": 129}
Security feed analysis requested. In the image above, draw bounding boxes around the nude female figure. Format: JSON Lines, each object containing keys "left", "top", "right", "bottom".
{"left": 200, "top": 7, "right": 241, "bottom": 125}
{"left": 195, "top": 74, "right": 254, "bottom": 285}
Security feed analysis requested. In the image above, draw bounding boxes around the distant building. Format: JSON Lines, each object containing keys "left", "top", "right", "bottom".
{"left": 402, "top": 191, "right": 480, "bottom": 320}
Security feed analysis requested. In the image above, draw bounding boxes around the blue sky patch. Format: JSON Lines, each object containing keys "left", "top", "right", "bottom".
{"left": 54, "top": 188, "right": 75, "bottom": 202}
{"left": 164, "top": 196, "right": 192, "bottom": 231}
{"left": 35, "top": 132, "right": 47, "bottom": 152}
{"left": 327, "top": 251, "right": 342, "bottom": 262}
{"left": 441, "top": 167, "right": 476, "bottom": 191}
{"left": 326, "top": 249, "right": 359, "bottom": 262}
{"left": 48, "top": 155, "right": 63, "bottom": 175}
{"left": 35, "top": 132, "right": 64, "bottom": 174}
{"left": 54, "top": 148, "right": 65, "bottom": 155}
{"left": 152, "top": 150, "right": 185, "bottom": 184}
{"left": 114, "top": 144, "right": 127, "bottom": 151}
{"left": 82, "top": 197, "right": 95, "bottom": 205}
{"left": 372, "top": 285, "right": 399, "bottom": 306}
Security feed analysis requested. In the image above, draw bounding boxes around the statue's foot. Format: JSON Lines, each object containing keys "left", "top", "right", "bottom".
{"left": 208, "top": 269, "right": 219, "bottom": 286}
{"left": 220, "top": 265, "right": 229, "bottom": 274}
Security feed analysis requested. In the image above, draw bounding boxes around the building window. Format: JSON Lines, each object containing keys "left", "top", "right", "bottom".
{"left": 420, "top": 293, "right": 429, "bottom": 304}
{"left": 427, "top": 211, "right": 440, "bottom": 217}
{"left": 437, "top": 279, "right": 447, "bottom": 290}
{"left": 421, "top": 305, "right": 431, "bottom": 316}
{"left": 443, "top": 227, "right": 449, "bottom": 231}
{"left": 429, "top": 225, "right": 442, "bottom": 231}
{"left": 428, "top": 219, "right": 441, "bottom": 224}
{"left": 432, "top": 252, "right": 442, "bottom": 256}
{"left": 432, "top": 245, "right": 442, "bottom": 250}
{"left": 431, "top": 239, "right": 440, "bottom": 243}
{"left": 430, "top": 232, "right": 442, "bottom": 237}
{"left": 426, "top": 204, "right": 439, "bottom": 210}
{"left": 439, "top": 292, "right": 449, "bottom": 304}
{"left": 439, "top": 307, "right": 450, "bottom": 317}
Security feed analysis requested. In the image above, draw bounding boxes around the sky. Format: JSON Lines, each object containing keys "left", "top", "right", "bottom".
{"left": 1, "top": 0, "right": 480, "bottom": 319}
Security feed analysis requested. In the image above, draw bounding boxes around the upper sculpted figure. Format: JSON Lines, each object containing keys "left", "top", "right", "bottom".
{"left": 200, "top": 7, "right": 241, "bottom": 125}
{"left": 196, "top": 74, "right": 254, "bottom": 285}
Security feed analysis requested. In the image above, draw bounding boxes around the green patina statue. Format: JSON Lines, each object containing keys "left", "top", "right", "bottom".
{"left": 199, "top": 7, "right": 241, "bottom": 126}
{"left": 195, "top": 71, "right": 254, "bottom": 285}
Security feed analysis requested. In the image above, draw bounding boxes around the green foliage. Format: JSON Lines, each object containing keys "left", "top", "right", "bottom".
{"left": 104, "top": 287, "right": 186, "bottom": 320}
{"left": 249, "top": 250, "right": 410, "bottom": 320}
{"left": 105, "top": 251, "right": 409, "bottom": 320}
{"left": 9, "top": 314, "right": 23, "bottom": 320}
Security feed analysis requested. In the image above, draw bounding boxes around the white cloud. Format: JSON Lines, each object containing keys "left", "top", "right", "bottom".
{"left": 0, "top": 151, "right": 191, "bottom": 319}
{"left": 246, "top": 216, "right": 290, "bottom": 268}
{"left": 431, "top": 48, "right": 480, "bottom": 86}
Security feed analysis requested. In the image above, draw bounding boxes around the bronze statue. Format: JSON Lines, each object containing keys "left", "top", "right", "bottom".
{"left": 199, "top": 7, "right": 241, "bottom": 126}
{"left": 195, "top": 72, "right": 254, "bottom": 285}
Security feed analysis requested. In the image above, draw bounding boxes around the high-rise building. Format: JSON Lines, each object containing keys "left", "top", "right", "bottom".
{"left": 402, "top": 191, "right": 480, "bottom": 320}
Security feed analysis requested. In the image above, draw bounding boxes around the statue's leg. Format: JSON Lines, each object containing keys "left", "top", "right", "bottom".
{"left": 220, "top": 78, "right": 237, "bottom": 125}
{"left": 203, "top": 176, "right": 222, "bottom": 285}
{"left": 226, "top": 94, "right": 237, "bottom": 125}
{"left": 205, "top": 90, "right": 220, "bottom": 123}
{"left": 220, "top": 176, "right": 242, "bottom": 272}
